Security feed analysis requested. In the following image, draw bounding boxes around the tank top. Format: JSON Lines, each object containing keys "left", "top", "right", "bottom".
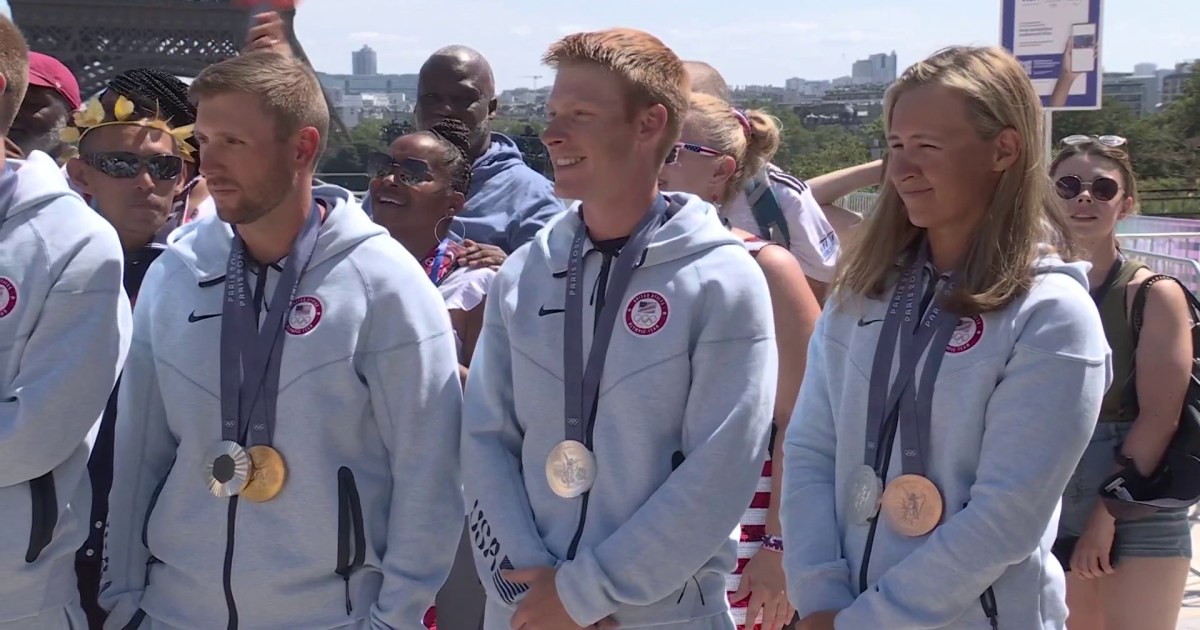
{"left": 1096, "top": 258, "right": 1146, "bottom": 423}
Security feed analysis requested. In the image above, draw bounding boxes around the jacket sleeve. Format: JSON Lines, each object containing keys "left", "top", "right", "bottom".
{"left": 0, "top": 227, "right": 131, "bottom": 487}
{"left": 359, "top": 275, "right": 464, "bottom": 630}
{"left": 554, "top": 258, "right": 779, "bottom": 625}
{"left": 505, "top": 175, "right": 564, "bottom": 253}
{"left": 781, "top": 314, "right": 859, "bottom": 618}
{"left": 101, "top": 263, "right": 175, "bottom": 629}
{"left": 460, "top": 264, "right": 559, "bottom": 607}
{"left": 833, "top": 289, "right": 1110, "bottom": 629}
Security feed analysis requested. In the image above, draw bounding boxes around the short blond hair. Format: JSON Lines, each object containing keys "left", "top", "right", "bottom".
{"left": 0, "top": 16, "right": 29, "bottom": 134}
{"left": 190, "top": 52, "right": 329, "bottom": 164}
{"left": 544, "top": 29, "right": 690, "bottom": 163}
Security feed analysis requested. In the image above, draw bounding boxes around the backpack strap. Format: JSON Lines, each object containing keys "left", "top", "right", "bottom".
{"left": 742, "top": 174, "right": 792, "bottom": 250}
{"left": 1131, "top": 275, "right": 1200, "bottom": 347}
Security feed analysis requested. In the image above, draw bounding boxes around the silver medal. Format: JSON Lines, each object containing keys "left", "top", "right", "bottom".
{"left": 205, "top": 440, "right": 251, "bottom": 498}
{"left": 546, "top": 440, "right": 596, "bottom": 499}
{"left": 847, "top": 464, "right": 883, "bottom": 525}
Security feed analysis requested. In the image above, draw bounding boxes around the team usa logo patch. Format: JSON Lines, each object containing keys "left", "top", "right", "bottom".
{"left": 946, "top": 314, "right": 984, "bottom": 354}
{"left": 284, "top": 295, "right": 323, "bottom": 336}
{"left": 625, "top": 291, "right": 669, "bottom": 336}
{"left": 0, "top": 278, "right": 16, "bottom": 318}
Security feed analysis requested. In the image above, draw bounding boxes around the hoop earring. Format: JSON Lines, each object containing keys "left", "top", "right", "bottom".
{"left": 434, "top": 214, "right": 466, "bottom": 242}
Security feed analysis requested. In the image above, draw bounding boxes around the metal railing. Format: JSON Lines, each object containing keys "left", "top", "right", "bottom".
{"left": 1122, "top": 248, "right": 1200, "bottom": 293}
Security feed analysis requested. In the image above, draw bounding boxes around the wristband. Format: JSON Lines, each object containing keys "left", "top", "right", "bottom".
{"left": 760, "top": 534, "right": 784, "bottom": 552}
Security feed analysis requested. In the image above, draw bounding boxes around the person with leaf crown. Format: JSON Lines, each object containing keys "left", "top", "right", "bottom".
{"left": 60, "top": 92, "right": 194, "bottom": 630}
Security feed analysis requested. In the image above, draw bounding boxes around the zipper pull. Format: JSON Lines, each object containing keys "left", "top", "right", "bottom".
{"left": 344, "top": 574, "right": 352, "bottom": 615}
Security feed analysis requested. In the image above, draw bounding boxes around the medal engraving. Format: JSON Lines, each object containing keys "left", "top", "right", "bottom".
{"left": 881, "top": 474, "right": 943, "bottom": 537}
{"left": 847, "top": 465, "right": 883, "bottom": 525}
{"left": 241, "top": 445, "right": 287, "bottom": 502}
{"left": 206, "top": 441, "right": 251, "bottom": 498}
{"left": 545, "top": 440, "right": 596, "bottom": 499}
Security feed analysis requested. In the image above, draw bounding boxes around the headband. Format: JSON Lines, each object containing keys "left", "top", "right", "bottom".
{"left": 60, "top": 95, "right": 196, "bottom": 162}
{"left": 731, "top": 109, "right": 751, "bottom": 137}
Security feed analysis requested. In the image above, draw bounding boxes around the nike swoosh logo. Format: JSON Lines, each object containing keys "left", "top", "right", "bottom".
{"left": 538, "top": 306, "right": 565, "bottom": 317}
{"left": 856, "top": 318, "right": 883, "bottom": 327}
{"left": 188, "top": 311, "right": 222, "bottom": 323}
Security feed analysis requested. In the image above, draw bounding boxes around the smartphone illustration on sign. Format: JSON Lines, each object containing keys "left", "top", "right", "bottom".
{"left": 1070, "top": 23, "right": 1097, "bottom": 73}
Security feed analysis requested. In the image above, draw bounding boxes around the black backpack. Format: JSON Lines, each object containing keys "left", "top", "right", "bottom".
{"left": 1130, "top": 275, "right": 1200, "bottom": 462}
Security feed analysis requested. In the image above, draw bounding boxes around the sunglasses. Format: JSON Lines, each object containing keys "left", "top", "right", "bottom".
{"left": 367, "top": 152, "right": 434, "bottom": 186}
{"left": 1061, "top": 134, "right": 1127, "bottom": 148}
{"left": 81, "top": 152, "right": 183, "bottom": 182}
{"left": 664, "top": 142, "right": 724, "bottom": 165}
{"left": 1055, "top": 175, "right": 1121, "bottom": 202}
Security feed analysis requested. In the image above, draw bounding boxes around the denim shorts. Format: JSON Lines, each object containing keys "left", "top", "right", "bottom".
{"left": 1058, "top": 421, "right": 1192, "bottom": 559}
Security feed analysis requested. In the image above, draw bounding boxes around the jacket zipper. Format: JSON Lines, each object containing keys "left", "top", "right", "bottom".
{"left": 220, "top": 266, "right": 270, "bottom": 630}
{"left": 858, "top": 409, "right": 898, "bottom": 593}
{"left": 566, "top": 251, "right": 613, "bottom": 561}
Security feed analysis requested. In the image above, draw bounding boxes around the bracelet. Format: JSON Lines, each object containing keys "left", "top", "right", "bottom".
{"left": 760, "top": 534, "right": 784, "bottom": 552}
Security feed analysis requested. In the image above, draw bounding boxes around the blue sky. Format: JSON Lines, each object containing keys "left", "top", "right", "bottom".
{"left": 2, "top": 0, "right": 1195, "bottom": 91}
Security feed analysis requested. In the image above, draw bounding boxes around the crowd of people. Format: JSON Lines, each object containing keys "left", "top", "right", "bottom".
{"left": 0, "top": 7, "right": 1196, "bottom": 630}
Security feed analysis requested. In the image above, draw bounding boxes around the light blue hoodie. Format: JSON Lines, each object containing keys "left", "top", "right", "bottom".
{"left": 0, "top": 151, "right": 132, "bottom": 624}
{"left": 782, "top": 255, "right": 1111, "bottom": 629}
{"left": 101, "top": 185, "right": 463, "bottom": 630}
{"left": 461, "top": 192, "right": 778, "bottom": 629}
{"left": 457, "top": 133, "right": 563, "bottom": 253}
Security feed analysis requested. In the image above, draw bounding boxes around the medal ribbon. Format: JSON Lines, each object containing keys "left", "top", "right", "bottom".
{"left": 219, "top": 202, "right": 323, "bottom": 448}
{"left": 562, "top": 196, "right": 669, "bottom": 446}
{"left": 862, "top": 242, "right": 960, "bottom": 477}
{"left": 422, "top": 238, "right": 457, "bottom": 286}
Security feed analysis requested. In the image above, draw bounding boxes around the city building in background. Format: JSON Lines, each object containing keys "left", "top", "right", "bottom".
{"left": 352, "top": 45, "right": 377, "bottom": 76}
{"left": 851, "top": 52, "right": 897, "bottom": 86}
{"left": 1103, "top": 72, "right": 1161, "bottom": 116}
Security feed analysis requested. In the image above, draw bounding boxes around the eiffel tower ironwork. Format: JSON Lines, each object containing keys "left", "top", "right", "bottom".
{"left": 10, "top": 0, "right": 304, "bottom": 99}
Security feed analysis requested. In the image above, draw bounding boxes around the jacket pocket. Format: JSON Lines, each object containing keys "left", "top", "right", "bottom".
{"left": 121, "top": 609, "right": 147, "bottom": 629}
{"left": 142, "top": 465, "right": 173, "bottom": 550}
{"left": 25, "top": 471, "right": 57, "bottom": 563}
{"left": 336, "top": 467, "right": 366, "bottom": 615}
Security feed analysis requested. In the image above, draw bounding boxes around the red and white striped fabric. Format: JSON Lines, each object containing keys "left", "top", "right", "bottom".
{"left": 728, "top": 234, "right": 775, "bottom": 629}
{"left": 727, "top": 455, "right": 773, "bottom": 629}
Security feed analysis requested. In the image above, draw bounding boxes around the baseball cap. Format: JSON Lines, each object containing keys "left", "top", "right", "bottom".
{"left": 1099, "top": 448, "right": 1200, "bottom": 520}
{"left": 28, "top": 52, "right": 81, "bottom": 111}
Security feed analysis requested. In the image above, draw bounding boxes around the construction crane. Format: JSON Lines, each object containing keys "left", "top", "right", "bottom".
{"left": 523, "top": 74, "right": 544, "bottom": 89}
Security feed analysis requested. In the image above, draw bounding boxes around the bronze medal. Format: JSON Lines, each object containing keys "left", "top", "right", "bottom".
{"left": 881, "top": 474, "right": 943, "bottom": 537}
{"left": 241, "top": 445, "right": 287, "bottom": 502}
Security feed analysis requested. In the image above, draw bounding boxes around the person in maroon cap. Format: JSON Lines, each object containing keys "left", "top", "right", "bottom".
{"left": 10, "top": 52, "right": 81, "bottom": 161}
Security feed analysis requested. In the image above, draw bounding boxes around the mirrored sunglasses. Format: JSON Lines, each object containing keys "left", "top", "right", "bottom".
{"left": 1055, "top": 175, "right": 1121, "bottom": 202}
{"left": 367, "top": 152, "right": 434, "bottom": 186}
{"left": 82, "top": 152, "right": 183, "bottom": 182}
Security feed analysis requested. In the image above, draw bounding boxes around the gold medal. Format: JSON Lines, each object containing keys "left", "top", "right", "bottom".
{"left": 241, "top": 445, "right": 287, "bottom": 502}
{"left": 881, "top": 474, "right": 943, "bottom": 537}
{"left": 545, "top": 440, "right": 596, "bottom": 499}
{"left": 206, "top": 441, "right": 251, "bottom": 498}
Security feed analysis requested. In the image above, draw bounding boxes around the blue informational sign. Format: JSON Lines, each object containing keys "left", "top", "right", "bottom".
{"left": 1001, "top": 0, "right": 1104, "bottom": 111}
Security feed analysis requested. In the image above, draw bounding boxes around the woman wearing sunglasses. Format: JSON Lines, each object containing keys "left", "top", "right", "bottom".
{"left": 782, "top": 47, "right": 1111, "bottom": 630}
{"left": 659, "top": 93, "right": 822, "bottom": 630}
{"left": 1050, "top": 135, "right": 1193, "bottom": 630}
{"left": 367, "top": 118, "right": 496, "bottom": 380}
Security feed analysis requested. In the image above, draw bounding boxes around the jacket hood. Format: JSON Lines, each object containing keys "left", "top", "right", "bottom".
{"left": 2, "top": 151, "right": 82, "bottom": 223}
{"left": 166, "top": 183, "right": 386, "bottom": 282}
{"left": 536, "top": 191, "right": 741, "bottom": 274}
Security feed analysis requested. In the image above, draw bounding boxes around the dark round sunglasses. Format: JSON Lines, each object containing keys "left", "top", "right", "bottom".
{"left": 1055, "top": 175, "right": 1121, "bottom": 202}
{"left": 367, "top": 152, "right": 434, "bottom": 186}
{"left": 82, "top": 152, "right": 183, "bottom": 182}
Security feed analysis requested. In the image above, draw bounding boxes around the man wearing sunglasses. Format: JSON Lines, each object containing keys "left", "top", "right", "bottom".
{"left": 0, "top": 15, "right": 132, "bottom": 629}
{"left": 61, "top": 91, "right": 193, "bottom": 628}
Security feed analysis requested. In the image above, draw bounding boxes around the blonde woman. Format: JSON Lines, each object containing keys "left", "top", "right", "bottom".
{"left": 781, "top": 46, "right": 1111, "bottom": 630}
{"left": 659, "top": 93, "right": 821, "bottom": 630}
{"left": 1050, "top": 136, "right": 1193, "bottom": 630}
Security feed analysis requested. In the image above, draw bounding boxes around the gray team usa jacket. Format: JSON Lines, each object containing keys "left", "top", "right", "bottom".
{"left": 462, "top": 192, "right": 779, "bottom": 629}
{"left": 101, "top": 185, "right": 463, "bottom": 630}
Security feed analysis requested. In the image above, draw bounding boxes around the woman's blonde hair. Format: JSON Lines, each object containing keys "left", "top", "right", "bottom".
{"left": 686, "top": 92, "right": 781, "bottom": 204}
{"left": 833, "top": 46, "right": 1074, "bottom": 315}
